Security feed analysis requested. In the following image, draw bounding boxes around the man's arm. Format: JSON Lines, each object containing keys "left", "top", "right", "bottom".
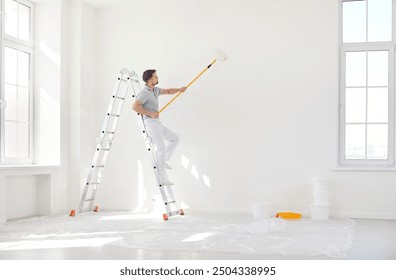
{"left": 132, "top": 100, "right": 158, "bottom": 119}
{"left": 160, "top": 87, "right": 187, "bottom": 95}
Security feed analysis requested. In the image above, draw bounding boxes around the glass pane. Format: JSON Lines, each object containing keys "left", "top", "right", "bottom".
{"left": 368, "top": 88, "right": 388, "bottom": 123}
{"left": 367, "top": 124, "right": 388, "bottom": 159}
{"left": 19, "top": 3, "right": 30, "bottom": 41}
{"left": 18, "top": 87, "right": 29, "bottom": 122}
{"left": 346, "top": 88, "right": 366, "bottom": 123}
{"left": 18, "top": 51, "right": 30, "bottom": 87}
{"left": 5, "top": 0, "right": 18, "bottom": 38}
{"left": 4, "top": 85, "right": 17, "bottom": 121}
{"left": 368, "top": 51, "right": 388, "bottom": 86}
{"left": 5, "top": 121, "right": 17, "bottom": 158}
{"left": 345, "top": 124, "right": 366, "bottom": 159}
{"left": 5, "top": 47, "right": 18, "bottom": 85}
{"left": 368, "top": 0, "right": 392, "bottom": 42}
{"left": 346, "top": 52, "right": 366, "bottom": 87}
{"left": 17, "top": 123, "right": 29, "bottom": 158}
{"left": 343, "top": 0, "right": 367, "bottom": 43}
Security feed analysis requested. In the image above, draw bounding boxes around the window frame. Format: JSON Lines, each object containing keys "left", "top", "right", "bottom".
{"left": 0, "top": 0, "right": 34, "bottom": 164}
{"left": 339, "top": 0, "right": 396, "bottom": 167}
{"left": 1, "top": 0, "right": 34, "bottom": 48}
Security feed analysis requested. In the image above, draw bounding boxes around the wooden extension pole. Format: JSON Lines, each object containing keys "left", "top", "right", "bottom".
{"left": 158, "top": 59, "right": 217, "bottom": 114}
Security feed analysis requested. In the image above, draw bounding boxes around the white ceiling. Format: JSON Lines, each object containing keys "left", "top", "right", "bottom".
{"left": 31, "top": 0, "right": 133, "bottom": 9}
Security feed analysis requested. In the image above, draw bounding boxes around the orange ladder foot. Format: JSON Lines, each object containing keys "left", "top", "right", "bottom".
{"left": 163, "top": 213, "right": 168, "bottom": 221}
{"left": 179, "top": 209, "right": 184, "bottom": 215}
{"left": 93, "top": 205, "right": 99, "bottom": 212}
{"left": 69, "top": 210, "right": 76, "bottom": 217}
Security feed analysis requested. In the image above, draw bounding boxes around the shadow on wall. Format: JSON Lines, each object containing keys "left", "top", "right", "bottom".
{"left": 181, "top": 154, "right": 211, "bottom": 188}
{"left": 136, "top": 154, "right": 210, "bottom": 213}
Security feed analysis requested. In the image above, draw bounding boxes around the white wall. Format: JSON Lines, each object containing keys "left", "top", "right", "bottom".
{"left": 23, "top": 0, "right": 394, "bottom": 219}
{"left": 5, "top": 176, "right": 38, "bottom": 219}
{"left": 75, "top": 0, "right": 396, "bottom": 218}
{"left": 34, "top": 0, "right": 61, "bottom": 164}
{"left": 3, "top": 0, "right": 391, "bottom": 222}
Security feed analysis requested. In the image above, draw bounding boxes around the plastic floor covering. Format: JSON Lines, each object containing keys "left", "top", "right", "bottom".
{"left": 0, "top": 211, "right": 355, "bottom": 258}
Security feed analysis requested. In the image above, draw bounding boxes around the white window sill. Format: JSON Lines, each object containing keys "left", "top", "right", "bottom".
{"left": 0, "top": 164, "right": 61, "bottom": 171}
{"left": 331, "top": 166, "right": 396, "bottom": 172}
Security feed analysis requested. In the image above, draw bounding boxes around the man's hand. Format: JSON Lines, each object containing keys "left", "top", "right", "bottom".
{"left": 180, "top": 87, "right": 187, "bottom": 92}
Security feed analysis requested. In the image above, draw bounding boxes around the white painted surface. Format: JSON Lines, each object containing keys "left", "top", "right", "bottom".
{"left": 5, "top": 176, "right": 37, "bottom": 220}
{"left": 34, "top": 0, "right": 61, "bottom": 164}
{"left": 83, "top": 0, "right": 396, "bottom": 218}
{"left": 9, "top": 0, "right": 395, "bottom": 219}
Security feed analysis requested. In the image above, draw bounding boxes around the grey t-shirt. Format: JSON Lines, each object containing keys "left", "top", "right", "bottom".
{"left": 136, "top": 86, "right": 161, "bottom": 120}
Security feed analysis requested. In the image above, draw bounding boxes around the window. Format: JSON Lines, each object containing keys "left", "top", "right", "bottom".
{"left": 340, "top": 0, "right": 395, "bottom": 166}
{"left": 0, "top": 0, "right": 34, "bottom": 164}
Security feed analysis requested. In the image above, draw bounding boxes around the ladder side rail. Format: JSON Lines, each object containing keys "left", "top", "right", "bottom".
{"left": 90, "top": 77, "right": 123, "bottom": 169}
{"left": 159, "top": 185, "right": 173, "bottom": 215}
{"left": 164, "top": 186, "right": 180, "bottom": 216}
{"left": 92, "top": 78, "right": 129, "bottom": 168}
{"left": 79, "top": 166, "right": 102, "bottom": 212}
{"left": 78, "top": 183, "right": 91, "bottom": 211}
{"left": 99, "top": 78, "right": 124, "bottom": 138}
{"left": 102, "top": 79, "right": 130, "bottom": 136}
{"left": 86, "top": 167, "right": 103, "bottom": 211}
{"left": 89, "top": 141, "right": 108, "bottom": 173}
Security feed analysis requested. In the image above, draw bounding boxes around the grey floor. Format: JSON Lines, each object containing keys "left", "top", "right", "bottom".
{"left": 0, "top": 218, "right": 395, "bottom": 260}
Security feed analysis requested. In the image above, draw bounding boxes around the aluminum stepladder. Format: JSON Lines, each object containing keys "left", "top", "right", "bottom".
{"left": 133, "top": 92, "right": 184, "bottom": 221}
{"left": 71, "top": 68, "right": 183, "bottom": 220}
{"left": 71, "top": 68, "right": 134, "bottom": 215}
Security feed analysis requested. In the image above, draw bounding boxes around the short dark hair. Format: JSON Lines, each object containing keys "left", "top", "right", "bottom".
{"left": 142, "top": 69, "right": 156, "bottom": 83}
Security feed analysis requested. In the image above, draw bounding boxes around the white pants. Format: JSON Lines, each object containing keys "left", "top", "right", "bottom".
{"left": 143, "top": 118, "right": 179, "bottom": 181}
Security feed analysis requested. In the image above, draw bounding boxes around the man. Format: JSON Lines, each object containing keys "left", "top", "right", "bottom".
{"left": 132, "top": 69, "right": 186, "bottom": 185}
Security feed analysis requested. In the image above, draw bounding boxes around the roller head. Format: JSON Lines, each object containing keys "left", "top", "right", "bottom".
{"left": 216, "top": 50, "right": 228, "bottom": 61}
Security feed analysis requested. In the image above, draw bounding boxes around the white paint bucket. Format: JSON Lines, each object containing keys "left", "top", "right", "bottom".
{"left": 252, "top": 202, "right": 271, "bottom": 219}
{"left": 310, "top": 204, "right": 330, "bottom": 220}
{"left": 314, "top": 191, "right": 328, "bottom": 205}
{"left": 313, "top": 178, "right": 328, "bottom": 205}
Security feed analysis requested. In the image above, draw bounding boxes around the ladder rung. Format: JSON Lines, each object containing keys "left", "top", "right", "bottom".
{"left": 165, "top": 200, "right": 176, "bottom": 205}
{"left": 85, "top": 199, "right": 94, "bottom": 202}
{"left": 86, "top": 182, "right": 99, "bottom": 185}
{"left": 101, "top": 131, "right": 115, "bottom": 134}
{"left": 107, "top": 113, "right": 120, "bottom": 117}
{"left": 97, "top": 148, "right": 110, "bottom": 151}
{"left": 168, "top": 210, "right": 180, "bottom": 217}
{"left": 92, "top": 165, "right": 104, "bottom": 168}
{"left": 113, "top": 96, "right": 125, "bottom": 100}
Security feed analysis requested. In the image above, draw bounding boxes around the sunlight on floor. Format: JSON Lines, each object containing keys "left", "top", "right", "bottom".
{"left": 182, "top": 232, "right": 215, "bottom": 242}
{"left": 0, "top": 237, "right": 122, "bottom": 251}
